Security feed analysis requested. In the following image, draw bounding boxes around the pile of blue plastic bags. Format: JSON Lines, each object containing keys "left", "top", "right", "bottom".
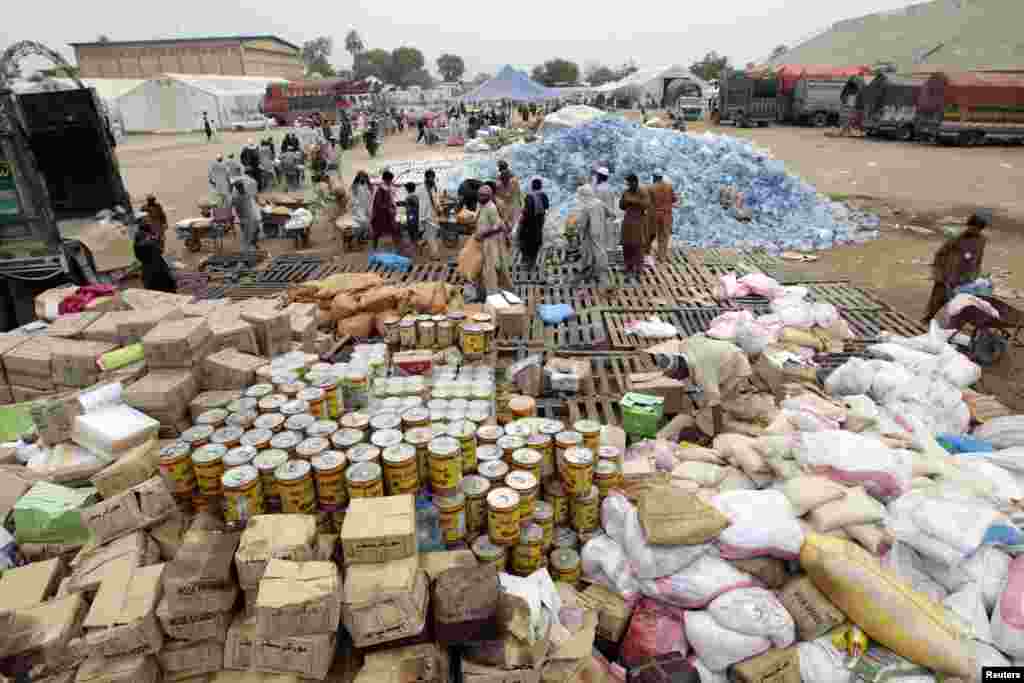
{"left": 445, "top": 118, "right": 880, "bottom": 251}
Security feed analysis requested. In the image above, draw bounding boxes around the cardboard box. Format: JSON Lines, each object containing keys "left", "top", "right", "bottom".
{"left": 162, "top": 522, "right": 241, "bottom": 615}
{"left": 0, "top": 465, "right": 40, "bottom": 523}
{"left": 120, "top": 290, "right": 193, "bottom": 312}
{"left": 83, "top": 562, "right": 164, "bottom": 657}
{"left": 463, "top": 661, "right": 542, "bottom": 683}
{"left": 357, "top": 643, "right": 449, "bottom": 683}
{"left": 419, "top": 550, "right": 478, "bottom": 582}
{"left": 158, "top": 637, "right": 225, "bottom": 681}
{"left": 35, "top": 670, "right": 79, "bottom": 683}
{"left": 627, "top": 372, "right": 689, "bottom": 415}
{"left": 202, "top": 348, "right": 266, "bottom": 390}
{"left": 45, "top": 312, "right": 104, "bottom": 340}
{"left": 0, "top": 384, "right": 14, "bottom": 405}
{"left": 545, "top": 358, "right": 591, "bottom": 394}
{"left": 211, "top": 672, "right": 301, "bottom": 683}
{"left": 225, "top": 614, "right": 334, "bottom": 680}
{"left": 732, "top": 647, "right": 800, "bottom": 683}
{"left": 255, "top": 560, "right": 342, "bottom": 638}
{"left": 67, "top": 531, "right": 158, "bottom": 595}
{"left": 116, "top": 306, "right": 185, "bottom": 345}
{"left": 0, "top": 594, "right": 87, "bottom": 663}
{"left": 341, "top": 495, "right": 416, "bottom": 565}
{"left": 206, "top": 312, "right": 260, "bottom": 356}
{"left": 142, "top": 316, "right": 212, "bottom": 369}
{"left": 0, "top": 557, "right": 64, "bottom": 610}
{"left": 578, "top": 584, "right": 634, "bottom": 643}
{"left": 778, "top": 575, "right": 845, "bottom": 641}
{"left": 35, "top": 286, "right": 79, "bottom": 322}
{"left": 434, "top": 565, "right": 500, "bottom": 644}
{"left": 74, "top": 653, "right": 159, "bottom": 683}
{"left": 52, "top": 340, "right": 117, "bottom": 388}
{"left": 11, "top": 384, "right": 53, "bottom": 402}
{"left": 235, "top": 514, "right": 319, "bottom": 589}
{"left": 77, "top": 313, "right": 127, "bottom": 345}
{"left": 148, "top": 512, "right": 189, "bottom": 561}
{"left": 89, "top": 439, "right": 159, "bottom": 499}
{"left": 156, "top": 596, "right": 232, "bottom": 642}
{"left": 28, "top": 634, "right": 89, "bottom": 682}
{"left": 240, "top": 308, "right": 292, "bottom": 358}
{"left": 81, "top": 476, "right": 175, "bottom": 544}
{"left": 342, "top": 555, "right": 429, "bottom": 648}
{"left": 496, "top": 304, "right": 528, "bottom": 339}
{"left": 180, "top": 300, "right": 229, "bottom": 318}
{"left": 122, "top": 370, "right": 199, "bottom": 421}
{"left": 620, "top": 393, "right": 664, "bottom": 438}
{"left": 3, "top": 335, "right": 57, "bottom": 384}
{"left": 72, "top": 405, "right": 160, "bottom": 457}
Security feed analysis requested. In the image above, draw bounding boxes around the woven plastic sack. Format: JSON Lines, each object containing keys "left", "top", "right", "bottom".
{"left": 796, "top": 431, "right": 912, "bottom": 500}
{"left": 711, "top": 490, "right": 804, "bottom": 560}
{"left": 620, "top": 597, "right": 689, "bottom": 666}
{"left": 639, "top": 553, "right": 758, "bottom": 609}
{"left": 942, "top": 583, "right": 991, "bottom": 643}
{"left": 706, "top": 587, "right": 795, "bottom": 648}
{"left": 887, "top": 488, "right": 1000, "bottom": 566}
{"left": 580, "top": 533, "right": 641, "bottom": 598}
{"left": 882, "top": 542, "right": 949, "bottom": 603}
{"left": 992, "top": 556, "right": 1024, "bottom": 658}
{"left": 684, "top": 610, "right": 771, "bottom": 672}
{"left": 824, "top": 358, "right": 878, "bottom": 397}
{"left": 975, "top": 416, "right": 1024, "bottom": 449}
{"left": 797, "top": 637, "right": 851, "bottom": 683}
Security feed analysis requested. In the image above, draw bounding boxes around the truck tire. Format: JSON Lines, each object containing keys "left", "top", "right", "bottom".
{"left": 813, "top": 112, "right": 828, "bottom": 128}
{"left": 898, "top": 125, "right": 914, "bottom": 142}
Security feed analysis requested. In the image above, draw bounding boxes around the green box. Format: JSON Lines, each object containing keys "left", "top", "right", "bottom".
{"left": 620, "top": 392, "right": 664, "bottom": 438}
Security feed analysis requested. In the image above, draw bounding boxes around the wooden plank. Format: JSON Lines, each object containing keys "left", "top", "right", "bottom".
{"left": 803, "top": 282, "right": 887, "bottom": 310}
{"left": 566, "top": 397, "right": 621, "bottom": 427}
{"left": 839, "top": 308, "right": 928, "bottom": 340}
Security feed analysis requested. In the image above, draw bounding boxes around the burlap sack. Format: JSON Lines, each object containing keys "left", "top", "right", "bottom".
{"left": 458, "top": 238, "right": 483, "bottom": 281}
{"left": 638, "top": 486, "right": 729, "bottom": 545}
{"left": 374, "top": 310, "right": 400, "bottom": 337}
{"left": 408, "top": 283, "right": 449, "bottom": 315}
{"left": 331, "top": 293, "right": 360, "bottom": 320}
{"left": 359, "top": 286, "right": 403, "bottom": 314}
{"left": 732, "top": 647, "right": 800, "bottom": 683}
{"left": 777, "top": 574, "right": 846, "bottom": 641}
{"left": 337, "top": 313, "right": 374, "bottom": 339}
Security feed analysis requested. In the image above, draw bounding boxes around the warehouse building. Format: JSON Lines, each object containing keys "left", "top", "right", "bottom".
{"left": 71, "top": 35, "right": 303, "bottom": 81}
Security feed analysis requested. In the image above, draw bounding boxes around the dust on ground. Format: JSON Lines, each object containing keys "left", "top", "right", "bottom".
{"left": 114, "top": 117, "right": 1024, "bottom": 410}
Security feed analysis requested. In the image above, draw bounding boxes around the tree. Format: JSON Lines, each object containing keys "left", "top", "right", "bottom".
{"left": 344, "top": 29, "right": 365, "bottom": 60}
{"left": 771, "top": 45, "right": 787, "bottom": 59}
{"left": 97, "top": 34, "right": 111, "bottom": 43}
{"left": 436, "top": 54, "right": 466, "bottom": 82}
{"left": 355, "top": 48, "right": 392, "bottom": 81}
{"left": 404, "top": 68, "right": 435, "bottom": 89}
{"left": 585, "top": 64, "right": 617, "bottom": 86}
{"left": 390, "top": 46, "right": 425, "bottom": 85}
{"left": 532, "top": 59, "right": 580, "bottom": 86}
{"left": 471, "top": 72, "right": 492, "bottom": 85}
{"left": 40, "top": 65, "right": 80, "bottom": 78}
{"left": 689, "top": 51, "right": 730, "bottom": 82}
{"left": 301, "top": 36, "right": 335, "bottom": 77}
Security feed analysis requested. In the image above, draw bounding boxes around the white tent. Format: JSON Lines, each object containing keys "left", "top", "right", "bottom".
{"left": 116, "top": 74, "right": 285, "bottom": 133}
{"left": 11, "top": 77, "right": 145, "bottom": 136}
{"left": 595, "top": 65, "right": 708, "bottom": 105}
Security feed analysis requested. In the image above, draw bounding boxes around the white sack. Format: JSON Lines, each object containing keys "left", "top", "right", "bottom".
{"left": 640, "top": 553, "right": 758, "bottom": 609}
{"left": 684, "top": 610, "right": 771, "bottom": 672}
{"left": 705, "top": 587, "right": 795, "bottom": 648}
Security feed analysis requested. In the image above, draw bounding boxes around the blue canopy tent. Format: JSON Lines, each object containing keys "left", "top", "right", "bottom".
{"left": 462, "top": 65, "right": 557, "bottom": 102}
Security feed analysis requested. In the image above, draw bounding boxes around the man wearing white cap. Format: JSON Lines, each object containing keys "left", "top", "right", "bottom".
{"left": 648, "top": 171, "right": 679, "bottom": 262}
{"left": 593, "top": 167, "right": 619, "bottom": 250}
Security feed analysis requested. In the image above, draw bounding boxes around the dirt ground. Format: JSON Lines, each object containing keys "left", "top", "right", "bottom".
{"left": 114, "top": 115, "right": 1024, "bottom": 410}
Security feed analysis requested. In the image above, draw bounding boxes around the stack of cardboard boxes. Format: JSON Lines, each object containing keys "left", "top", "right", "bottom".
{"left": 240, "top": 305, "right": 293, "bottom": 359}
{"left": 202, "top": 349, "right": 267, "bottom": 391}
{"left": 122, "top": 371, "right": 201, "bottom": 439}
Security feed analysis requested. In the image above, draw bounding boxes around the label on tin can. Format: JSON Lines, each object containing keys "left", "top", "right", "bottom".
{"left": 572, "top": 486, "right": 599, "bottom": 533}
{"left": 159, "top": 442, "right": 196, "bottom": 495}
{"left": 275, "top": 460, "right": 316, "bottom": 514}
{"left": 461, "top": 474, "right": 490, "bottom": 536}
{"left": 312, "top": 451, "right": 348, "bottom": 511}
{"left": 222, "top": 465, "right": 264, "bottom": 523}
{"left": 437, "top": 493, "right": 466, "bottom": 546}
{"left": 487, "top": 487, "right": 521, "bottom": 546}
{"left": 346, "top": 462, "right": 384, "bottom": 499}
{"left": 382, "top": 444, "right": 419, "bottom": 495}
{"left": 447, "top": 420, "right": 478, "bottom": 473}
{"left": 429, "top": 436, "right": 462, "bottom": 496}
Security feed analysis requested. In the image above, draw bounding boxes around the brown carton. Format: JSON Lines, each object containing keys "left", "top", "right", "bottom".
{"left": 235, "top": 514, "right": 318, "bottom": 589}
{"left": 578, "top": 584, "right": 634, "bottom": 643}
{"left": 81, "top": 476, "right": 176, "bottom": 544}
{"left": 732, "top": 647, "right": 800, "bottom": 683}
{"left": 433, "top": 565, "right": 499, "bottom": 644}
{"left": 0, "top": 594, "right": 87, "bottom": 664}
{"left": 496, "top": 304, "right": 528, "bottom": 339}
{"left": 3, "top": 335, "right": 56, "bottom": 383}
{"left": 778, "top": 575, "right": 846, "bottom": 641}
{"left": 0, "top": 334, "right": 30, "bottom": 383}
{"left": 638, "top": 486, "right": 729, "bottom": 545}
{"left": 78, "top": 313, "right": 129, "bottom": 345}
{"left": 463, "top": 661, "right": 542, "bottom": 683}
{"left": 255, "top": 559, "right": 342, "bottom": 638}
{"left": 224, "top": 614, "right": 334, "bottom": 680}
{"left": 34, "top": 670, "right": 79, "bottom": 683}
{"left": 116, "top": 306, "right": 185, "bottom": 345}
{"left": 240, "top": 308, "right": 292, "bottom": 358}
{"left": 0, "top": 384, "right": 14, "bottom": 405}
{"left": 0, "top": 557, "right": 64, "bottom": 609}
{"left": 420, "top": 549, "right": 478, "bottom": 582}
{"left": 27, "top": 634, "right": 89, "bottom": 682}
{"left": 82, "top": 562, "right": 165, "bottom": 657}
{"left": 0, "top": 466, "right": 37, "bottom": 522}
{"left": 122, "top": 369, "right": 199, "bottom": 416}
{"left": 45, "top": 312, "right": 104, "bottom": 340}
{"left": 627, "top": 372, "right": 689, "bottom": 415}
{"left": 206, "top": 312, "right": 260, "bottom": 355}
{"left": 10, "top": 384, "right": 53, "bottom": 402}
{"left": 202, "top": 348, "right": 266, "bottom": 390}
{"left": 211, "top": 672, "right": 301, "bottom": 683}
{"left": 357, "top": 643, "right": 449, "bottom": 683}
{"left": 74, "top": 653, "right": 159, "bottom": 683}
{"left": 148, "top": 512, "right": 189, "bottom": 561}
{"left": 342, "top": 556, "right": 429, "bottom": 648}
{"left": 731, "top": 558, "right": 790, "bottom": 589}
{"left": 89, "top": 439, "right": 159, "bottom": 499}
{"left": 155, "top": 596, "right": 232, "bottom": 642}
{"left": 340, "top": 494, "right": 416, "bottom": 565}
{"left": 158, "top": 637, "right": 225, "bottom": 681}
{"left": 120, "top": 289, "right": 193, "bottom": 312}
{"left": 51, "top": 340, "right": 117, "bottom": 388}
{"left": 67, "top": 531, "right": 158, "bottom": 594}
{"left": 162, "top": 522, "right": 241, "bottom": 615}
{"left": 180, "top": 300, "right": 229, "bottom": 318}
{"left": 142, "top": 316, "right": 212, "bottom": 368}
{"left": 35, "top": 286, "right": 79, "bottom": 322}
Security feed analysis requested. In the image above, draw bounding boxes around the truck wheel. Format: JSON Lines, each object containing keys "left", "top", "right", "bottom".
{"left": 813, "top": 112, "right": 828, "bottom": 128}
{"left": 899, "top": 125, "right": 914, "bottom": 141}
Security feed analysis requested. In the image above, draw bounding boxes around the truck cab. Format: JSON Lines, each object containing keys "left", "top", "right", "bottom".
{"left": 0, "top": 85, "right": 130, "bottom": 328}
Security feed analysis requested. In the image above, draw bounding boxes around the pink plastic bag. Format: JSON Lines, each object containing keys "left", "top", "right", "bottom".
{"left": 707, "top": 310, "right": 755, "bottom": 340}
{"left": 738, "top": 273, "right": 783, "bottom": 298}
{"left": 621, "top": 597, "right": 689, "bottom": 666}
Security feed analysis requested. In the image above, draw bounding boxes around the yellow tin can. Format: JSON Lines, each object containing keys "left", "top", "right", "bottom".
{"left": 253, "top": 449, "right": 288, "bottom": 511}
{"left": 555, "top": 431, "right": 584, "bottom": 461}
{"left": 270, "top": 430, "right": 303, "bottom": 457}
{"left": 348, "top": 443, "right": 382, "bottom": 466}
{"left": 404, "top": 426, "right": 434, "bottom": 491}
{"left": 560, "top": 447, "right": 595, "bottom": 497}
{"left": 487, "top": 487, "right": 521, "bottom": 546}
{"left": 505, "top": 470, "right": 539, "bottom": 527}
{"left": 382, "top": 315, "right": 401, "bottom": 345}
{"left": 461, "top": 323, "right": 486, "bottom": 358}
{"left": 447, "top": 420, "right": 478, "bottom": 473}
{"left": 544, "top": 477, "right": 571, "bottom": 527}
{"left": 222, "top": 465, "right": 263, "bottom": 524}
{"left": 497, "top": 435, "right": 527, "bottom": 464}
{"left": 331, "top": 427, "right": 365, "bottom": 451}
{"left": 594, "top": 460, "right": 621, "bottom": 500}
{"left": 461, "top": 474, "right": 491, "bottom": 537}
{"left": 476, "top": 424, "right": 504, "bottom": 446}
{"left": 573, "top": 420, "right": 602, "bottom": 453}
{"left": 399, "top": 318, "right": 417, "bottom": 349}
{"left": 371, "top": 428, "right": 404, "bottom": 452}
{"left": 472, "top": 534, "right": 507, "bottom": 571}
{"left": 429, "top": 436, "right": 462, "bottom": 497}
{"left": 159, "top": 442, "right": 196, "bottom": 496}
{"left": 512, "top": 524, "right": 545, "bottom": 576}
{"left": 527, "top": 433, "right": 554, "bottom": 479}
{"left": 402, "top": 407, "right": 430, "bottom": 430}
{"left": 511, "top": 448, "right": 543, "bottom": 480}
{"left": 382, "top": 443, "right": 419, "bottom": 495}
{"left": 192, "top": 444, "right": 227, "bottom": 497}
{"left": 549, "top": 548, "right": 582, "bottom": 584}
{"left": 346, "top": 461, "right": 384, "bottom": 499}
{"left": 478, "top": 459, "right": 510, "bottom": 487}
{"left": 296, "top": 436, "right": 330, "bottom": 461}
{"left": 240, "top": 428, "right": 274, "bottom": 451}
{"left": 340, "top": 411, "right": 371, "bottom": 434}
{"left": 571, "top": 485, "right": 600, "bottom": 534}
{"left": 314, "top": 377, "right": 341, "bottom": 418}
{"left": 534, "top": 500, "right": 554, "bottom": 550}
{"left": 311, "top": 450, "right": 348, "bottom": 512}
{"left": 437, "top": 321, "right": 454, "bottom": 348}
{"left": 598, "top": 445, "right": 623, "bottom": 465}
{"left": 418, "top": 320, "right": 437, "bottom": 348}
{"left": 437, "top": 492, "right": 467, "bottom": 546}
{"left": 275, "top": 460, "right": 316, "bottom": 514}
{"left": 298, "top": 387, "right": 326, "bottom": 419}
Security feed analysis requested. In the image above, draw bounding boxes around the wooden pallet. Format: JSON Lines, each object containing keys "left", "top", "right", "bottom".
{"left": 514, "top": 286, "right": 608, "bottom": 309}
{"left": 587, "top": 354, "right": 658, "bottom": 396}
{"left": 803, "top": 282, "right": 887, "bottom": 310}
{"left": 839, "top": 308, "right": 928, "bottom": 340}
{"left": 400, "top": 262, "right": 458, "bottom": 284}
{"left": 609, "top": 283, "right": 715, "bottom": 308}
{"left": 566, "top": 396, "right": 622, "bottom": 426}
{"left": 603, "top": 307, "right": 737, "bottom": 349}
{"left": 760, "top": 267, "right": 837, "bottom": 284}
{"left": 258, "top": 257, "right": 324, "bottom": 283}
{"left": 546, "top": 308, "right": 609, "bottom": 350}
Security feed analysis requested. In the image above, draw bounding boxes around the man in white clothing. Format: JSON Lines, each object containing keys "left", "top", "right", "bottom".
{"left": 593, "top": 167, "right": 620, "bottom": 251}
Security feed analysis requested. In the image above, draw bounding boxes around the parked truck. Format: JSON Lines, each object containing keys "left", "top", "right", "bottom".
{"left": 861, "top": 74, "right": 926, "bottom": 140}
{"left": 0, "top": 41, "right": 131, "bottom": 329}
{"left": 916, "top": 71, "right": 1024, "bottom": 146}
{"left": 664, "top": 77, "right": 706, "bottom": 121}
{"left": 718, "top": 70, "right": 777, "bottom": 127}
{"left": 792, "top": 78, "right": 846, "bottom": 126}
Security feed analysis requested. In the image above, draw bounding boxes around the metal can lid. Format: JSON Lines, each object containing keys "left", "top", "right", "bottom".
{"left": 399, "top": 319, "right": 415, "bottom": 329}
{"left": 429, "top": 436, "right": 460, "bottom": 457}
{"left": 534, "top": 500, "right": 554, "bottom": 521}
{"left": 540, "top": 419, "right": 565, "bottom": 435}
{"left": 550, "top": 547, "right": 581, "bottom": 570}
{"left": 477, "top": 445, "right": 502, "bottom": 462}
{"left": 563, "top": 447, "right": 594, "bottom": 467}
{"left": 241, "top": 428, "right": 274, "bottom": 447}
{"left": 472, "top": 535, "right": 505, "bottom": 559}
{"left": 160, "top": 442, "right": 190, "bottom": 460}
{"left": 460, "top": 474, "right": 490, "bottom": 497}
{"left": 436, "top": 492, "right": 466, "bottom": 510}
{"left": 280, "top": 399, "right": 310, "bottom": 416}
{"left": 504, "top": 422, "right": 533, "bottom": 439}
{"left": 348, "top": 443, "right": 381, "bottom": 463}
{"left": 598, "top": 446, "right": 622, "bottom": 461}
{"left": 253, "top": 450, "right": 289, "bottom": 471}
{"left": 275, "top": 459, "right": 312, "bottom": 481}
{"left": 462, "top": 323, "right": 481, "bottom": 334}
{"left": 527, "top": 433, "right": 552, "bottom": 447}
{"left": 520, "top": 524, "right": 544, "bottom": 544}
{"left": 297, "top": 437, "right": 330, "bottom": 456}
{"left": 285, "top": 414, "right": 316, "bottom": 432}
{"left": 553, "top": 527, "right": 578, "bottom": 548}
{"left": 254, "top": 414, "right": 286, "bottom": 431}
{"left": 487, "top": 487, "right": 520, "bottom": 510}
{"left": 340, "top": 412, "right": 370, "bottom": 429}
{"left": 419, "top": 321, "right": 436, "bottom": 330}
{"left": 404, "top": 427, "right": 433, "bottom": 445}
{"left": 556, "top": 431, "right": 583, "bottom": 446}
{"left": 402, "top": 407, "right": 429, "bottom": 424}
{"left": 229, "top": 397, "right": 260, "bottom": 413}
{"left": 331, "top": 428, "right": 364, "bottom": 448}
{"left": 307, "top": 420, "right": 339, "bottom": 437}
{"left": 472, "top": 313, "right": 492, "bottom": 324}
{"left": 370, "top": 412, "right": 402, "bottom": 431}
{"left": 181, "top": 425, "right": 214, "bottom": 442}
{"left": 227, "top": 410, "right": 259, "bottom": 428}
{"left": 196, "top": 409, "right": 228, "bottom": 425}
{"left": 371, "top": 429, "right": 404, "bottom": 450}
{"left": 311, "top": 451, "right": 346, "bottom": 472}
{"left": 224, "top": 445, "right": 258, "bottom": 468}
{"left": 382, "top": 443, "right": 416, "bottom": 464}
{"left": 595, "top": 460, "right": 620, "bottom": 476}
{"left": 479, "top": 460, "right": 509, "bottom": 480}
{"left": 447, "top": 420, "right": 476, "bottom": 439}
{"left": 512, "top": 448, "right": 542, "bottom": 466}
{"left": 258, "top": 395, "right": 287, "bottom": 410}
{"left": 269, "top": 431, "right": 303, "bottom": 450}
{"left": 298, "top": 388, "right": 325, "bottom": 403}
{"left": 447, "top": 311, "right": 466, "bottom": 321}
{"left": 574, "top": 419, "right": 602, "bottom": 434}
{"left": 497, "top": 435, "right": 527, "bottom": 451}
{"left": 346, "top": 461, "right": 382, "bottom": 483}
{"left": 222, "top": 465, "right": 259, "bottom": 488}
{"left": 246, "top": 384, "right": 274, "bottom": 398}
{"left": 192, "top": 444, "right": 227, "bottom": 464}
{"left": 212, "top": 426, "right": 244, "bottom": 444}
{"left": 505, "top": 470, "right": 538, "bottom": 492}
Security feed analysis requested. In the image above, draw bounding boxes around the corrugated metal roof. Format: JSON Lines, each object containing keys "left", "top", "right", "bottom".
{"left": 70, "top": 35, "right": 300, "bottom": 51}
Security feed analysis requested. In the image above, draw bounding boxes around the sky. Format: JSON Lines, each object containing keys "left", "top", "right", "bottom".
{"left": 3, "top": 0, "right": 922, "bottom": 78}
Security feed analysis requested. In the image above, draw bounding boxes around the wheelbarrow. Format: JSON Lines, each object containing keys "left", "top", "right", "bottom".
{"left": 946, "top": 295, "right": 1024, "bottom": 366}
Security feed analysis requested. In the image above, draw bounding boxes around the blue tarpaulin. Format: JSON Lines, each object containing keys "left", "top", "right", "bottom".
{"left": 462, "top": 66, "right": 558, "bottom": 103}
